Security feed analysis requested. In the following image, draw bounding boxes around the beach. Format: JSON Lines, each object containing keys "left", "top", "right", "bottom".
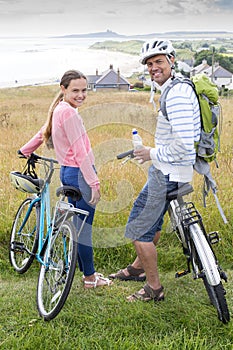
{"left": 0, "top": 36, "right": 143, "bottom": 88}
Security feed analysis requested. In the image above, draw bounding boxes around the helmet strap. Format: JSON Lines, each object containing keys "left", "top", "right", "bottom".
{"left": 166, "top": 55, "right": 176, "bottom": 79}
{"left": 149, "top": 80, "right": 157, "bottom": 110}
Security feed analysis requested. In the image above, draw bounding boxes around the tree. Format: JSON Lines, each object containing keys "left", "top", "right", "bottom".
{"left": 194, "top": 50, "right": 233, "bottom": 73}
{"left": 219, "top": 46, "right": 227, "bottom": 53}
{"left": 194, "top": 50, "right": 212, "bottom": 65}
{"left": 175, "top": 42, "right": 193, "bottom": 50}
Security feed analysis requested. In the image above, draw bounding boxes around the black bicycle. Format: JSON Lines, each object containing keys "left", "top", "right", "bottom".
{"left": 117, "top": 149, "right": 230, "bottom": 324}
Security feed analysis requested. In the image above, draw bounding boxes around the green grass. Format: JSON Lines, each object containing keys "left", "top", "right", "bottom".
{"left": 0, "top": 86, "right": 233, "bottom": 349}
{"left": 89, "top": 38, "right": 233, "bottom": 62}
{"left": 1, "top": 264, "right": 233, "bottom": 350}
{"left": 90, "top": 40, "right": 144, "bottom": 56}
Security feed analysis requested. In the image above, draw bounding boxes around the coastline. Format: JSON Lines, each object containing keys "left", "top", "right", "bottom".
{"left": 0, "top": 48, "right": 143, "bottom": 89}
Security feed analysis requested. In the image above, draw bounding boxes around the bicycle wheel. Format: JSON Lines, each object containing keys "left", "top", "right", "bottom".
{"left": 9, "top": 197, "right": 40, "bottom": 273}
{"left": 37, "top": 220, "right": 78, "bottom": 320}
{"left": 190, "top": 225, "right": 230, "bottom": 324}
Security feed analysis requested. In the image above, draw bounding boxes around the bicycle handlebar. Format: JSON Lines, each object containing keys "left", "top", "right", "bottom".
{"left": 117, "top": 149, "right": 134, "bottom": 159}
{"left": 18, "top": 150, "right": 59, "bottom": 164}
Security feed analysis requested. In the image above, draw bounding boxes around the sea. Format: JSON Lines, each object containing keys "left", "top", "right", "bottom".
{"left": 0, "top": 36, "right": 143, "bottom": 88}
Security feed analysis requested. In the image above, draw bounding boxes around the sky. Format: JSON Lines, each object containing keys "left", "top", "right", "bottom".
{"left": 0, "top": 0, "right": 233, "bottom": 37}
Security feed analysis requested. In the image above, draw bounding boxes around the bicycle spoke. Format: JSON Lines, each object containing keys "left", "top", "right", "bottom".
{"left": 9, "top": 197, "right": 39, "bottom": 273}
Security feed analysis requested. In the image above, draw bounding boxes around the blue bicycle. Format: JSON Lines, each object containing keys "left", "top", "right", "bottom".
{"left": 9, "top": 152, "right": 89, "bottom": 320}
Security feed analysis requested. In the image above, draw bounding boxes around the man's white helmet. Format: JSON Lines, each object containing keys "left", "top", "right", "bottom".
{"left": 140, "top": 39, "right": 176, "bottom": 64}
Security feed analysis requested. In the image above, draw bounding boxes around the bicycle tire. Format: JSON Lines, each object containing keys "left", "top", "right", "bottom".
{"left": 190, "top": 226, "right": 230, "bottom": 323}
{"left": 203, "top": 277, "right": 229, "bottom": 323}
{"left": 37, "top": 220, "right": 78, "bottom": 320}
{"left": 9, "top": 197, "right": 40, "bottom": 273}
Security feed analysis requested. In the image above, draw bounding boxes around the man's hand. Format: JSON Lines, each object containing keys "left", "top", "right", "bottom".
{"left": 133, "top": 146, "right": 152, "bottom": 164}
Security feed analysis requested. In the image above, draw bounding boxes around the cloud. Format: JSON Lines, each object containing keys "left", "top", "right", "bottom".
{"left": 0, "top": 0, "right": 232, "bottom": 36}
{"left": 147, "top": 0, "right": 232, "bottom": 16}
{"left": 0, "top": 0, "right": 64, "bottom": 15}
{"left": 215, "top": 0, "right": 233, "bottom": 9}
{"left": 1, "top": 0, "right": 233, "bottom": 17}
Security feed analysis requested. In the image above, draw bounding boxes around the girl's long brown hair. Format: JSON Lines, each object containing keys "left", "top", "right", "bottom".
{"left": 43, "top": 69, "right": 87, "bottom": 148}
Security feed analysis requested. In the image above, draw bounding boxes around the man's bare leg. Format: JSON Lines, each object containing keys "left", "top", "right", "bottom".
{"left": 129, "top": 231, "right": 161, "bottom": 271}
{"left": 133, "top": 240, "right": 161, "bottom": 290}
{"left": 126, "top": 239, "right": 164, "bottom": 302}
{"left": 109, "top": 231, "right": 161, "bottom": 279}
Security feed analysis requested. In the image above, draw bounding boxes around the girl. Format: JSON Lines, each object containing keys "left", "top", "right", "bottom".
{"left": 20, "top": 69, "right": 112, "bottom": 288}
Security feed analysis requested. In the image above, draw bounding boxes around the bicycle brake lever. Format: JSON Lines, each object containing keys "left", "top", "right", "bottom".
{"left": 121, "top": 156, "right": 131, "bottom": 164}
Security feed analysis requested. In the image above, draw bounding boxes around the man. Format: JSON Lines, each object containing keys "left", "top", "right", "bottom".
{"left": 110, "top": 39, "right": 201, "bottom": 302}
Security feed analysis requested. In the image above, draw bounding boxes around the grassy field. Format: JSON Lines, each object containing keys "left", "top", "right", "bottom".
{"left": 0, "top": 85, "right": 233, "bottom": 349}
{"left": 90, "top": 38, "right": 233, "bottom": 61}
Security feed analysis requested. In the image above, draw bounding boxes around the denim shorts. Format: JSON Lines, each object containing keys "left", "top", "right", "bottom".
{"left": 125, "top": 165, "right": 178, "bottom": 242}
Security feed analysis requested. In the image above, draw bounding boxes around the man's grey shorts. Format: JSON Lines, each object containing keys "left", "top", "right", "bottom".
{"left": 125, "top": 165, "right": 178, "bottom": 242}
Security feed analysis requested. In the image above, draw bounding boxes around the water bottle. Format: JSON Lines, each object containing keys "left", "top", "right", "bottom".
{"left": 132, "top": 128, "right": 143, "bottom": 149}
{"left": 132, "top": 129, "right": 143, "bottom": 163}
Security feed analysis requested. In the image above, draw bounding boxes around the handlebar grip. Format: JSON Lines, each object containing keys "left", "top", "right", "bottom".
{"left": 17, "top": 150, "right": 39, "bottom": 161}
{"left": 117, "top": 149, "right": 134, "bottom": 159}
{"left": 17, "top": 149, "right": 27, "bottom": 158}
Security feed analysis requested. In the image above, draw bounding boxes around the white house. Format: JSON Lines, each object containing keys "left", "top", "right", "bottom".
{"left": 190, "top": 59, "right": 210, "bottom": 76}
{"left": 204, "top": 63, "right": 232, "bottom": 88}
{"left": 190, "top": 60, "right": 232, "bottom": 89}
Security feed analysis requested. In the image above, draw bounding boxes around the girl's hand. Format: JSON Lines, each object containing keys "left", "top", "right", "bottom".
{"left": 89, "top": 188, "right": 101, "bottom": 206}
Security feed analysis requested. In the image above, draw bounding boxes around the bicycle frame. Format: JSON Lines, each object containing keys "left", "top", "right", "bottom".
{"left": 44, "top": 199, "right": 89, "bottom": 265}
{"left": 13, "top": 154, "right": 89, "bottom": 267}
{"left": 36, "top": 180, "right": 53, "bottom": 265}
{"left": 16, "top": 196, "right": 40, "bottom": 241}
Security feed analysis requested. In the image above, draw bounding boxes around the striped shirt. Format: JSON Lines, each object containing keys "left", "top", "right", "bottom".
{"left": 150, "top": 78, "right": 201, "bottom": 182}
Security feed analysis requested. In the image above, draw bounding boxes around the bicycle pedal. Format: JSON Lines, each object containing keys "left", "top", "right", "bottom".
{"left": 208, "top": 231, "right": 220, "bottom": 245}
{"left": 11, "top": 241, "right": 24, "bottom": 252}
{"left": 175, "top": 270, "right": 189, "bottom": 278}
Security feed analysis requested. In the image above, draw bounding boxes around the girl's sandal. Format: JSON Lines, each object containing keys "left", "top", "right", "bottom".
{"left": 84, "top": 275, "right": 112, "bottom": 289}
{"left": 82, "top": 272, "right": 104, "bottom": 281}
{"left": 127, "top": 284, "right": 164, "bottom": 302}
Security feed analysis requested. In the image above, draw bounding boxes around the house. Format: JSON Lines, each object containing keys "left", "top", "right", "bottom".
{"left": 190, "top": 60, "right": 232, "bottom": 88}
{"left": 190, "top": 59, "right": 210, "bottom": 76}
{"left": 177, "top": 60, "right": 192, "bottom": 73}
{"left": 87, "top": 65, "right": 130, "bottom": 91}
{"left": 204, "top": 63, "right": 232, "bottom": 88}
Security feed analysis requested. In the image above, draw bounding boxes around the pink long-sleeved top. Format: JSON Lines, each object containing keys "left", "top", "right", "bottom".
{"left": 20, "top": 101, "right": 100, "bottom": 190}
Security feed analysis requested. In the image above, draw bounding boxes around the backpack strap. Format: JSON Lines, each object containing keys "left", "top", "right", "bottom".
{"left": 194, "top": 156, "right": 228, "bottom": 224}
{"left": 159, "top": 77, "right": 195, "bottom": 119}
{"left": 150, "top": 80, "right": 157, "bottom": 110}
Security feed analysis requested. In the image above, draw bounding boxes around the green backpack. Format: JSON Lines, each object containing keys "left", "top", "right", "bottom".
{"left": 159, "top": 74, "right": 227, "bottom": 223}
{"left": 159, "top": 73, "right": 222, "bottom": 165}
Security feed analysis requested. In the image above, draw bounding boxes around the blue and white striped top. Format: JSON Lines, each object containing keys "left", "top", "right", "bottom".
{"left": 150, "top": 78, "right": 201, "bottom": 182}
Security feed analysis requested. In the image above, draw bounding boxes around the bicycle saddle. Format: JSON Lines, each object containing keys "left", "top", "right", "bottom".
{"left": 56, "top": 186, "right": 82, "bottom": 201}
{"left": 166, "top": 183, "right": 193, "bottom": 200}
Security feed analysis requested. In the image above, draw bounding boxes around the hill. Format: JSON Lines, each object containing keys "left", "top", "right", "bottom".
{"left": 54, "top": 29, "right": 233, "bottom": 40}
